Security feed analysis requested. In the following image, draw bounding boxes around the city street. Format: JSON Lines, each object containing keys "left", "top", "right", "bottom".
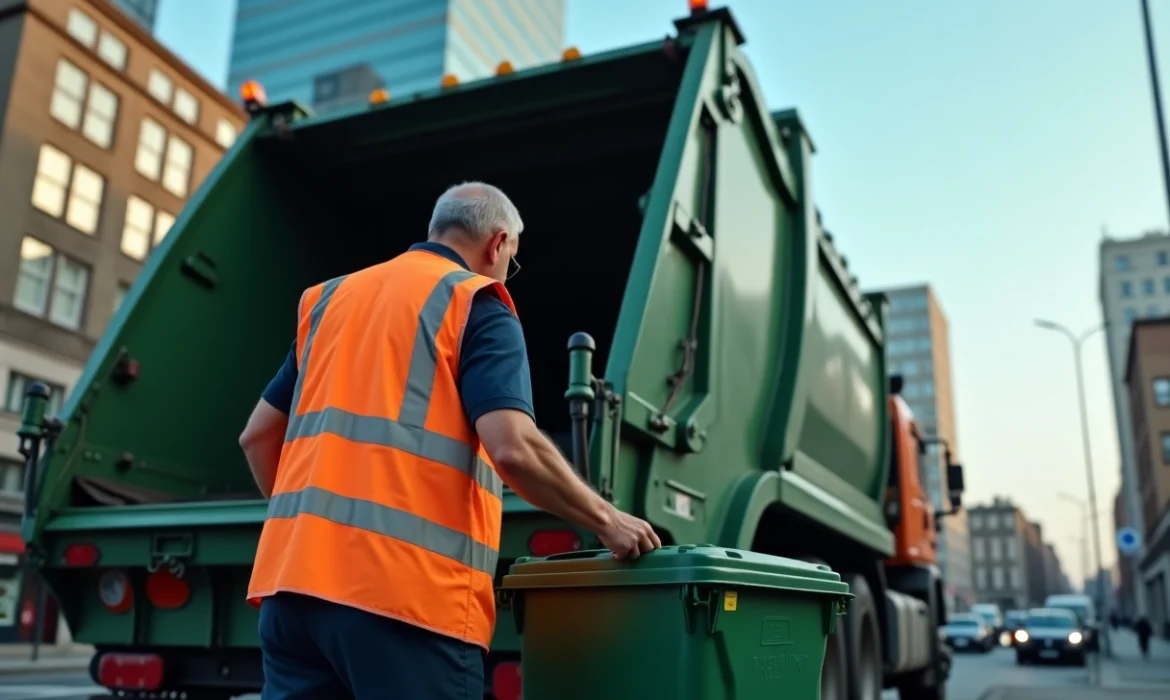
{"left": 0, "top": 630, "right": 1166, "bottom": 700}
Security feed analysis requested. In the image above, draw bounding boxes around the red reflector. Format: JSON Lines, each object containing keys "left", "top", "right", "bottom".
{"left": 63, "top": 543, "right": 100, "bottom": 567}
{"left": 528, "top": 529, "right": 581, "bottom": 557}
{"left": 492, "top": 661, "right": 521, "bottom": 700}
{"left": 97, "top": 653, "right": 163, "bottom": 691}
{"left": 146, "top": 569, "right": 191, "bottom": 610}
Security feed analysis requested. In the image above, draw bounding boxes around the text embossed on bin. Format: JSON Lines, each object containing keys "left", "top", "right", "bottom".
{"left": 752, "top": 654, "right": 809, "bottom": 681}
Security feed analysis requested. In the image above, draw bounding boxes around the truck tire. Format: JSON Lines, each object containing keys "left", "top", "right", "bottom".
{"left": 843, "top": 574, "right": 882, "bottom": 700}
{"left": 799, "top": 557, "right": 847, "bottom": 700}
{"left": 822, "top": 621, "right": 848, "bottom": 700}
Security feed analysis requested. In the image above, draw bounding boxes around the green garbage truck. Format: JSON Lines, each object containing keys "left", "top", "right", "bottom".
{"left": 17, "top": 4, "right": 963, "bottom": 699}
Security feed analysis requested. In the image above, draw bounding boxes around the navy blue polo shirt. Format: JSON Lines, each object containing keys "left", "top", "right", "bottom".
{"left": 262, "top": 242, "right": 535, "bottom": 424}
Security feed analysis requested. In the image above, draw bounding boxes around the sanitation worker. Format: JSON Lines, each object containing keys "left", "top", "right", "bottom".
{"left": 237, "top": 182, "right": 662, "bottom": 700}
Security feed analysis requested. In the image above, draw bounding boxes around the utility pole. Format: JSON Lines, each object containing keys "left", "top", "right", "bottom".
{"left": 1142, "top": 0, "right": 1170, "bottom": 227}
{"left": 1035, "top": 320, "right": 1112, "bottom": 656}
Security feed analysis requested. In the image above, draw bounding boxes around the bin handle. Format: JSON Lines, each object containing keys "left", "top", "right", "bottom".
{"left": 541, "top": 549, "right": 609, "bottom": 562}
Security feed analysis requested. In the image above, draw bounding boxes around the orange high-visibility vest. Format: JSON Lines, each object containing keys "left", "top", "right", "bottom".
{"left": 246, "top": 248, "right": 517, "bottom": 649}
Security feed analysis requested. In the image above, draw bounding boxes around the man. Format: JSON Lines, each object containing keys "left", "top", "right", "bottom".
{"left": 238, "top": 182, "right": 661, "bottom": 700}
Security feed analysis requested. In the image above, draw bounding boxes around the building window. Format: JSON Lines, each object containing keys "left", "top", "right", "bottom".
{"left": 1151, "top": 305, "right": 1161, "bottom": 318}
{"left": 215, "top": 119, "right": 237, "bottom": 148}
{"left": 1145, "top": 278, "right": 1156, "bottom": 295}
{"left": 1155, "top": 378, "right": 1170, "bottom": 406}
{"left": 1162, "top": 432, "right": 1170, "bottom": 462}
{"left": 1122, "top": 280, "right": 1132, "bottom": 297}
{"left": 3, "top": 372, "right": 65, "bottom": 417}
{"left": 113, "top": 282, "right": 130, "bottom": 315}
{"left": 31, "top": 144, "right": 105, "bottom": 235}
{"left": 174, "top": 88, "right": 199, "bottom": 124}
{"left": 1116, "top": 255, "right": 1132, "bottom": 271}
{"left": 0, "top": 458, "right": 24, "bottom": 496}
{"left": 147, "top": 69, "right": 173, "bottom": 105}
{"left": 992, "top": 566, "right": 1004, "bottom": 589}
{"left": 65, "top": 8, "right": 98, "bottom": 47}
{"left": 1125, "top": 307, "right": 1137, "bottom": 323}
{"left": 65, "top": 164, "right": 104, "bottom": 234}
{"left": 49, "top": 59, "right": 86, "bottom": 130}
{"left": 135, "top": 118, "right": 166, "bottom": 180}
{"left": 970, "top": 514, "right": 983, "bottom": 530}
{"left": 121, "top": 196, "right": 175, "bottom": 260}
{"left": 83, "top": 83, "right": 118, "bottom": 149}
{"left": 1005, "top": 537, "right": 1018, "bottom": 560}
{"left": 1160, "top": 251, "right": 1169, "bottom": 266}
{"left": 1002, "top": 513, "right": 1014, "bottom": 529}
{"left": 990, "top": 538, "right": 1002, "bottom": 560}
{"left": 50, "top": 60, "right": 119, "bottom": 149}
{"left": 97, "top": 32, "right": 127, "bottom": 70}
{"left": 973, "top": 538, "right": 985, "bottom": 561}
{"left": 1009, "top": 566, "right": 1022, "bottom": 589}
{"left": 163, "top": 135, "right": 193, "bottom": 197}
{"left": 13, "top": 237, "right": 90, "bottom": 331}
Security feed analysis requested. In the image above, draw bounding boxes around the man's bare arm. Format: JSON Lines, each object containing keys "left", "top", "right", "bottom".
{"left": 476, "top": 408, "right": 661, "bottom": 559}
{"left": 239, "top": 398, "right": 288, "bottom": 499}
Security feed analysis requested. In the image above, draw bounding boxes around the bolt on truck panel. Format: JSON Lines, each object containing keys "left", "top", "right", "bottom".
{"left": 18, "top": 5, "right": 959, "bottom": 699}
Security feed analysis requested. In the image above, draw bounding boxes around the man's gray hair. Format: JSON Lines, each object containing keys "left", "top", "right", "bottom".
{"left": 427, "top": 182, "right": 524, "bottom": 241}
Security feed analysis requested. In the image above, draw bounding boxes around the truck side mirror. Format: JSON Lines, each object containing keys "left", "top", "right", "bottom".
{"left": 947, "top": 463, "right": 965, "bottom": 510}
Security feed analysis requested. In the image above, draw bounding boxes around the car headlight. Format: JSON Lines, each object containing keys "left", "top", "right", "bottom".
{"left": 1068, "top": 632, "right": 1083, "bottom": 645}
{"left": 1014, "top": 629, "right": 1029, "bottom": 643}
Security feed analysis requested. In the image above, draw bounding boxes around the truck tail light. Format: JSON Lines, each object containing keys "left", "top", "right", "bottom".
{"left": 97, "top": 652, "right": 163, "bottom": 691}
{"left": 98, "top": 570, "right": 133, "bottom": 614}
{"left": 528, "top": 529, "right": 581, "bottom": 557}
{"left": 491, "top": 661, "right": 521, "bottom": 700}
{"left": 146, "top": 569, "right": 190, "bottom": 610}
{"left": 63, "top": 543, "right": 100, "bottom": 567}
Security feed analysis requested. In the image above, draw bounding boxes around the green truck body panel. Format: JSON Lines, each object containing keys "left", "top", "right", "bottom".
{"left": 502, "top": 546, "right": 850, "bottom": 700}
{"left": 23, "top": 8, "right": 893, "bottom": 666}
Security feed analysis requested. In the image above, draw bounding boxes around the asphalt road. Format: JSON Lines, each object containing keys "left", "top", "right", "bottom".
{"left": 0, "top": 645, "right": 1095, "bottom": 699}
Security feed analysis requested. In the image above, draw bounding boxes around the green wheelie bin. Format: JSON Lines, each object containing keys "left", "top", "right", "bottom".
{"left": 499, "top": 545, "right": 852, "bottom": 700}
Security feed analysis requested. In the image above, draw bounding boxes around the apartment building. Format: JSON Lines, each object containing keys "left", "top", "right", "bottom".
{"left": 229, "top": 0, "right": 566, "bottom": 112}
{"left": 0, "top": 0, "right": 244, "bottom": 642}
{"left": 1098, "top": 231, "right": 1170, "bottom": 613}
{"left": 873, "top": 284, "right": 973, "bottom": 612}
{"left": 969, "top": 499, "right": 1062, "bottom": 610}
{"left": 1123, "top": 317, "right": 1170, "bottom": 636}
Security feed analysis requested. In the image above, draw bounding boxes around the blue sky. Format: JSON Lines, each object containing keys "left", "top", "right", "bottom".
{"left": 157, "top": 0, "right": 1169, "bottom": 583}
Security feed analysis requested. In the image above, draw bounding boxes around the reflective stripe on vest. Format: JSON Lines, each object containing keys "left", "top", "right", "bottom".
{"left": 247, "top": 252, "right": 516, "bottom": 647}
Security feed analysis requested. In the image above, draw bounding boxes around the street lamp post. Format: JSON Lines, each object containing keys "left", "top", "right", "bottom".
{"left": 1034, "top": 319, "right": 1112, "bottom": 656}
{"left": 1140, "top": 0, "right": 1170, "bottom": 227}
{"left": 1058, "top": 492, "right": 1092, "bottom": 596}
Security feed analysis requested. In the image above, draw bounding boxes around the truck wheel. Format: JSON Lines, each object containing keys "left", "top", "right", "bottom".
{"left": 798, "top": 556, "right": 847, "bottom": 700}
{"left": 843, "top": 574, "right": 882, "bottom": 700}
{"left": 897, "top": 676, "right": 945, "bottom": 700}
{"left": 822, "top": 622, "right": 848, "bottom": 700}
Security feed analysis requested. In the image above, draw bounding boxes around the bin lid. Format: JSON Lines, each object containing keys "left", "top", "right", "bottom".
{"left": 501, "top": 544, "right": 851, "bottom": 596}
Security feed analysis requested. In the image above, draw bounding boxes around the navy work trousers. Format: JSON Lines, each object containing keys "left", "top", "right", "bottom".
{"left": 259, "top": 592, "right": 485, "bottom": 700}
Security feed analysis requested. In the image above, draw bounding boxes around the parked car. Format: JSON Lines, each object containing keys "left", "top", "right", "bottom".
{"left": 1014, "top": 608, "right": 1088, "bottom": 666}
{"left": 1003, "top": 609, "right": 1029, "bottom": 646}
{"left": 942, "top": 613, "right": 994, "bottom": 653}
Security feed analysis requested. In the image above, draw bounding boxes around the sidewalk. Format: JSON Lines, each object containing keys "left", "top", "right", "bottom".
{"left": 1096, "top": 627, "right": 1170, "bottom": 692}
{"left": 0, "top": 644, "right": 92, "bottom": 675}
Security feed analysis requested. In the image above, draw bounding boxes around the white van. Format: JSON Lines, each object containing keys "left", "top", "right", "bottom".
{"left": 1042, "top": 594, "right": 1096, "bottom": 626}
